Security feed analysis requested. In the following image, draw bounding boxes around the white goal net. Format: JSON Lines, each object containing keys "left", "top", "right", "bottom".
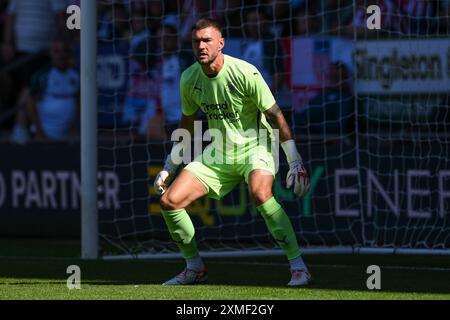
{"left": 92, "top": 0, "right": 450, "bottom": 258}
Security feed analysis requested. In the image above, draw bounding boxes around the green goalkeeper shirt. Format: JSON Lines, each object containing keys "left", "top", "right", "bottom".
{"left": 180, "top": 54, "right": 276, "bottom": 161}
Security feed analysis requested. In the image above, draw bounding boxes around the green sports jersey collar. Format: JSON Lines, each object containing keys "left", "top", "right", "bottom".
{"left": 198, "top": 54, "right": 229, "bottom": 80}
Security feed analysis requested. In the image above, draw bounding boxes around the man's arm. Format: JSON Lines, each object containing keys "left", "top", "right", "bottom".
{"left": 178, "top": 113, "right": 197, "bottom": 135}
{"left": 263, "top": 103, "right": 293, "bottom": 143}
{"left": 264, "top": 103, "right": 310, "bottom": 198}
{"left": 169, "top": 113, "right": 196, "bottom": 163}
{"left": 154, "top": 113, "right": 196, "bottom": 195}
{"left": 264, "top": 102, "right": 301, "bottom": 165}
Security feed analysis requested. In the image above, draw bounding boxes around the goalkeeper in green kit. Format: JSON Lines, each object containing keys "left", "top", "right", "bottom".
{"left": 154, "top": 18, "right": 311, "bottom": 286}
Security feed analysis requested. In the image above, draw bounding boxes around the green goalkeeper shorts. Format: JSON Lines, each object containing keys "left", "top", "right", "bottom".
{"left": 183, "top": 144, "right": 276, "bottom": 200}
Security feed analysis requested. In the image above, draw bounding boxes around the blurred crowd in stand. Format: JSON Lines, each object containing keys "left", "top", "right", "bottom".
{"left": 0, "top": 0, "right": 449, "bottom": 143}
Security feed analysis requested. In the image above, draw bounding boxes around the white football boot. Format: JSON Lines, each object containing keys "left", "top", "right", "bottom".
{"left": 163, "top": 268, "right": 208, "bottom": 285}
{"left": 288, "top": 269, "right": 312, "bottom": 287}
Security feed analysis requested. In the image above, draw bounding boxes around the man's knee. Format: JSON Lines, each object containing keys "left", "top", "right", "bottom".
{"left": 250, "top": 188, "right": 273, "bottom": 206}
{"left": 160, "top": 192, "right": 180, "bottom": 211}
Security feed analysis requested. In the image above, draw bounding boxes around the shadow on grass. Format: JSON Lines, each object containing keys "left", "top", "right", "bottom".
{"left": 0, "top": 255, "right": 449, "bottom": 295}
{"left": 0, "top": 238, "right": 449, "bottom": 295}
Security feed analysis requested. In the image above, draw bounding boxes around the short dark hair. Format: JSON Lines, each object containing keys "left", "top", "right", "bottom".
{"left": 191, "top": 17, "right": 222, "bottom": 36}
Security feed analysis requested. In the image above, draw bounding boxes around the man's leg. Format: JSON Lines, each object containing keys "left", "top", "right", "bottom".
{"left": 248, "top": 170, "right": 311, "bottom": 286}
{"left": 161, "top": 158, "right": 241, "bottom": 285}
{"left": 160, "top": 169, "right": 209, "bottom": 285}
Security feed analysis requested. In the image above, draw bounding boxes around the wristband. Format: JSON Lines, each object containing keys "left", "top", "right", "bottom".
{"left": 281, "top": 139, "right": 302, "bottom": 164}
{"left": 166, "top": 142, "right": 182, "bottom": 170}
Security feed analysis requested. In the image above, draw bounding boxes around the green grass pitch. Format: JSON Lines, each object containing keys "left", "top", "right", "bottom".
{"left": 0, "top": 238, "right": 449, "bottom": 300}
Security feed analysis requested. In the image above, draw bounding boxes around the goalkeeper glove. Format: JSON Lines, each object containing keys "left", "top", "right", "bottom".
{"left": 281, "top": 140, "right": 310, "bottom": 198}
{"left": 154, "top": 154, "right": 179, "bottom": 195}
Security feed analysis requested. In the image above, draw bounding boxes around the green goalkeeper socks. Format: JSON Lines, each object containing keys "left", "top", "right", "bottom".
{"left": 161, "top": 208, "right": 199, "bottom": 259}
{"left": 162, "top": 199, "right": 301, "bottom": 261}
{"left": 256, "top": 197, "right": 301, "bottom": 260}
